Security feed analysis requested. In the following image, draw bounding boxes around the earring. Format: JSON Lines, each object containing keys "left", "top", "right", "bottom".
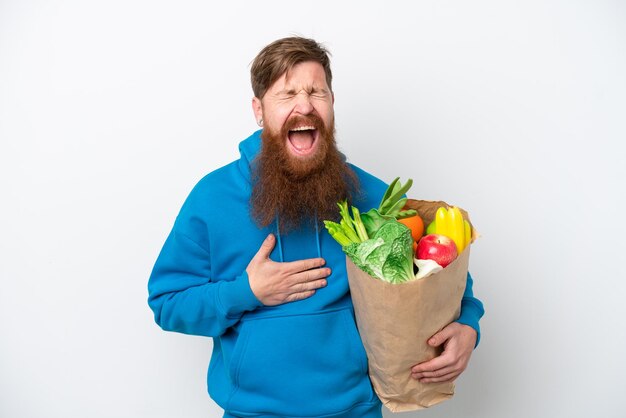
{"left": 258, "top": 118, "right": 263, "bottom": 127}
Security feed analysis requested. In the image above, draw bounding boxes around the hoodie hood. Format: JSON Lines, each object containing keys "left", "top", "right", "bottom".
{"left": 237, "top": 129, "right": 263, "bottom": 184}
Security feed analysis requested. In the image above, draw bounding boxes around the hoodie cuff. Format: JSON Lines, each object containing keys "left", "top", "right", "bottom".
{"left": 456, "top": 297, "right": 485, "bottom": 347}
{"left": 217, "top": 271, "right": 263, "bottom": 319}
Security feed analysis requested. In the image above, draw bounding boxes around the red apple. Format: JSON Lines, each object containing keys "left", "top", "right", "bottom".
{"left": 416, "top": 234, "right": 458, "bottom": 268}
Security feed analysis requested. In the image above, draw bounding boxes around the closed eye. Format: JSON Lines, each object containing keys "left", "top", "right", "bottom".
{"left": 310, "top": 91, "right": 330, "bottom": 99}
{"left": 277, "top": 91, "right": 297, "bottom": 100}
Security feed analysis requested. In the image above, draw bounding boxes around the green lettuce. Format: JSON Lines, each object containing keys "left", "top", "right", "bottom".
{"left": 344, "top": 220, "right": 415, "bottom": 284}
{"left": 323, "top": 178, "right": 418, "bottom": 284}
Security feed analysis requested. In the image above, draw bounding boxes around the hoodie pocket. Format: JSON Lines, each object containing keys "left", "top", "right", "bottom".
{"left": 226, "top": 309, "right": 374, "bottom": 416}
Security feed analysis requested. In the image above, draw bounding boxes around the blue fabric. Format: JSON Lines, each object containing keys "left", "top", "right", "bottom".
{"left": 148, "top": 130, "right": 483, "bottom": 417}
{"left": 457, "top": 271, "right": 485, "bottom": 346}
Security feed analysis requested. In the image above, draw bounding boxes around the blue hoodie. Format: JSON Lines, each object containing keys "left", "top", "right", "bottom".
{"left": 148, "top": 130, "right": 484, "bottom": 417}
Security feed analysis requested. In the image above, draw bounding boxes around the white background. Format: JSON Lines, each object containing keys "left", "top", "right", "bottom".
{"left": 1, "top": 1, "right": 625, "bottom": 417}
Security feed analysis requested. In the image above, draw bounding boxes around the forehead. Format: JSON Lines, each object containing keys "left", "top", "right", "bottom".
{"left": 270, "top": 61, "right": 329, "bottom": 91}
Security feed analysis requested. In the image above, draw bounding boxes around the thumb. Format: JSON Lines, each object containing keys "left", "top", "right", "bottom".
{"left": 254, "top": 234, "right": 276, "bottom": 260}
{"left": 428, "top": 325, "right": 454, "bottom": 347}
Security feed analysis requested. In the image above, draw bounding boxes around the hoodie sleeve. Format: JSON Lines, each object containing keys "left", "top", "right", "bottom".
{"left": 456, "top": 271, "right": 485, "bottom": 347}
{"left": 147, "top": 189, "right": 263, "bottom": 338}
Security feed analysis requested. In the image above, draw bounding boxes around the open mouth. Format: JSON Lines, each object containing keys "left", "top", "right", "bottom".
{"left": 287, "top": 125, "right": 319, "bottom": 156}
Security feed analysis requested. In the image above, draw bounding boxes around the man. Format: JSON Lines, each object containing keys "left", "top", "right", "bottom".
{"left": 148, "top": 36, "right": 484, "bottom": 418}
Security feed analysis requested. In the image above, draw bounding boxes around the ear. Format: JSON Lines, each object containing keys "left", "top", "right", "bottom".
{"left": 252, "top": 97, "right": 263, "bottom": 126}
{"left": 331, "top": 91, "right": 335, "bottom": 106}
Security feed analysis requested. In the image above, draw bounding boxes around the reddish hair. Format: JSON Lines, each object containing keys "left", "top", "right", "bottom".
{"left": 250, "top": 37, "right": 333, "bottom": 99}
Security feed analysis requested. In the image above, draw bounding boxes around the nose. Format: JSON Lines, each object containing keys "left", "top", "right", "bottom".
{"left": 293, "top": 90, "right": 314, "bottom": 115}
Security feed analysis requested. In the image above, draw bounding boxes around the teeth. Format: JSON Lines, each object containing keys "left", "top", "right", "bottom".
{"left": 290, "top": 126, "right": 315, "bottom": 131}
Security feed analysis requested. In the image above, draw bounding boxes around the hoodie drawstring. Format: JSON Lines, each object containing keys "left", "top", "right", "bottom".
{"left": 275, "top": 216, "right": 285, "bottom": 263}
{"left": 274, "top": 215, "right": 322, "bottom": 262}
{"left": 314, "top": 220, "right": 322, "bottom": 259}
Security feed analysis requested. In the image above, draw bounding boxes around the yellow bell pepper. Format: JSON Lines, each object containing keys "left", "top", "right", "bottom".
{"left": 431, "top": 206, "right": 472, "bottom": 254}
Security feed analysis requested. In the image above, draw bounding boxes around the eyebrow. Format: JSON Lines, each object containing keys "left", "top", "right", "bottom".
{"left": 278, "top": 86, "right": 329, "bottom": 95}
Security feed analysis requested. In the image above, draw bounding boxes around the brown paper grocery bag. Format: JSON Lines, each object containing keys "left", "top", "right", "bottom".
{"left": 346, "top": 199, "right": 474, "bottom": 412}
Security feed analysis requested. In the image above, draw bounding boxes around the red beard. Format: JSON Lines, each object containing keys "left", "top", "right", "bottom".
{"left": 250, "top": 114, "right": 359, "bottom": 231}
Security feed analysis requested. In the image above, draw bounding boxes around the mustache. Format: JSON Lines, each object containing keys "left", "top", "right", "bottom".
{"left": 283, "top": 114, "right": 326, "bottom": 134}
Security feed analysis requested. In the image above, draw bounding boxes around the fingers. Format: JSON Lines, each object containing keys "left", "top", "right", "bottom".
{"left": 273, "top": 264, "right": 330, "bottom": 304}
{"left": 411, "top": 352, "right": 462, "bottom": 382}
{"left": 253, "top": 235, "right": 326, "bottom": 273}
{"left": 408, "top": 323, "right": 477, "bottom": 384}
{"left": 428, "top": 325, "right": 454, "bottom": 347}
{"left": 291, "top": 263, "right": 331, "bottom": 282}
{"left": 412, "top": 368, "right": 459, "bottom": 383}
{"left": 411, "top": 354, "right": 449, "bottom": 375}
{"left": 276, "top": 276, "right": 328, "bottom": 304}
{"left": 280, "top": 271, "right": 329, "bottom": 301}
{"left": 411, "top": 355, "right": 461, "bottom": 383}
{"left": 293, "top": 277, "right": 329, "bottom": 293}
{"left": 248, "top": 236, "right": 332, "bottom": 305}
{"left": 283, "top": 256, "right": 327, "bottom": 274}
{"left": 253, "top": 234, "right": 277, "bottom": 261}
{"left": 411, "top": 330, "right": 472, "bottom": 383}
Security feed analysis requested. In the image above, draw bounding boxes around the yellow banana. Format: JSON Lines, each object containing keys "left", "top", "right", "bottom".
{"left": 448, "top": 206, "right": 465, "bottom": 253}
{"left": 464, "top": 219, "right": 472, "bottom": 249}
{"left": 435, "top": 207, "right": 450, "bottom": 239}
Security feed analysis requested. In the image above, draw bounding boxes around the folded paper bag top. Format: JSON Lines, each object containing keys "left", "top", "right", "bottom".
{"left": 345, "top": 199, "right": 474, "bottom": 412}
